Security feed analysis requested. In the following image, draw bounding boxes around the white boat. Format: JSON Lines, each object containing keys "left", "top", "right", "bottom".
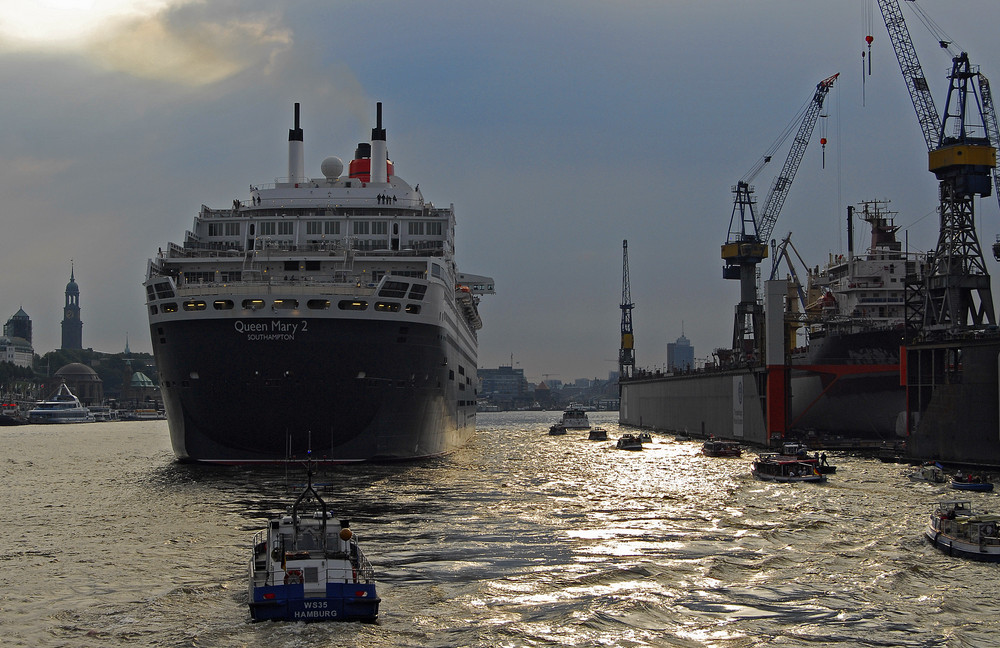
{"left": 561, "top": 407, "right": 591, "bottom": 429}
{"left": 926, "top": 500, "right": 1000, "bottom": 562}
{"left": 248, "top": 470, "right": 380, "bottom": 621}
{"left": 27, "top": 383, "right": 95, "bottom": 424}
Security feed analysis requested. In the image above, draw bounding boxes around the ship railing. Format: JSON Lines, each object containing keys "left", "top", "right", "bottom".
{"left": 173, "top": 281, "right": 377, "bottom": 298}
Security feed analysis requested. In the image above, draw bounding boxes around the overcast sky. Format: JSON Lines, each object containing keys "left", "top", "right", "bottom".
{"left": 1, "top": 0, "right": 999, "bottom": 382}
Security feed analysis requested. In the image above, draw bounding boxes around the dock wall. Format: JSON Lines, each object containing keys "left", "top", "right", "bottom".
{"left": 619, "top": 369, "right": 768, "bottom": 445}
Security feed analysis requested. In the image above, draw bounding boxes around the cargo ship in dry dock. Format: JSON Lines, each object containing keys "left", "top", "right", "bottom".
{"left": 144, "top": 103, "right": 494, "bottom": 463}
{"left": 620, "top": 201, "right": 927, "bottom": 445}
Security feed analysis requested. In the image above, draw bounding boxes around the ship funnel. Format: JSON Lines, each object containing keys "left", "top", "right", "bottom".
{"left": 370, "top": 101, "right": 388, "bottom": 184}
{"left": 288, "top": 103, "right": 305, "bottom": 185}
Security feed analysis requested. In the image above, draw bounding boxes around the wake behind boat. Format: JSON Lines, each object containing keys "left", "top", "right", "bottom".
{"left": 144, "top": 103, "right": 493, "bottom": 463}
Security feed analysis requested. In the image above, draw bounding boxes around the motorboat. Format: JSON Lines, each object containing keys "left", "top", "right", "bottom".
{"left": 951, "top": 474, "right": 995, "bottom": 492}
{"left": 548, "top": 423, "right": 567, "bottom": 436}
{"left": 702, "top": 438, "right": 741, "bottom": 457}
{"left": 561, "top": 407, "right": 591, "bottom": 429}
{"left": 26, "top": 383, "right": 95, "bottom": 424}
{"left": 908, "top": 462, "right": 948, "bottom": 483}
{"left": 751, "top": 454, "right": 826, "bottom": 483}
{"left": 926, "top": 500, "right": 1000, "bottom": 561}
{"left": 588, "top": 427, "right": 608, "bottom": 440}
{"left": 616, "top": 434, "right": 642, "bottom": 450}
{"left": 637, "top": 431, "right": 652, "bottom": 444}
{"left": 248, "top": 470, "right": 380, "bottom": 622}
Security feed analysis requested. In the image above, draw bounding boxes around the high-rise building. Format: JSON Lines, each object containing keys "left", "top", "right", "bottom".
{"left": 667, "top": 329, "right": 694, "bottom": 372}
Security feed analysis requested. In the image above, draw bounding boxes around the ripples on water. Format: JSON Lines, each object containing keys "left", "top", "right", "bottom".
{"left": 2, "top": 412, "right": 1000, "bottom": 647}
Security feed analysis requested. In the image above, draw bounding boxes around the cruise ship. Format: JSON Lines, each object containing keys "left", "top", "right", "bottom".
{"left": 144, "top": 103, "right": 494, "bottom": 463}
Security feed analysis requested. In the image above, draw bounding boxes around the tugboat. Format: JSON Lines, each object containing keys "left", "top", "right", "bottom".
{"left": 248, "top": 470, "right": 380, "bottom": 622}
{"left": 926, "top": 500, "right": 1000, "bottom": 561}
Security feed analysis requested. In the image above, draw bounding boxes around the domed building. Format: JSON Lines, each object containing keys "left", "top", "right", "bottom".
{"left": 53, "top": 362, "right": 103, "bottom": 405}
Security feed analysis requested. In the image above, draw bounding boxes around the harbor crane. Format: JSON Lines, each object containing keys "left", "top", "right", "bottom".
{"left": 878, "top": 0, "right": 997, "bottom": 332}
{"left": 619, "top": 239, "right": 635, "bottom": 385}
{"left": 722, "top": 73, "right": 838, "bottom": 364}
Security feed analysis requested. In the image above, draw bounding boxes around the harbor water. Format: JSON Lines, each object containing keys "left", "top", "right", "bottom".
{"left": 3, "top": 411, "right": 1000, "bottom": 647}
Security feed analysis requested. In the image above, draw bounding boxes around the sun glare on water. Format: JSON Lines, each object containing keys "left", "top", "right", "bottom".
{"left": 0, "top": 0, "right": 173, "bottom": 49}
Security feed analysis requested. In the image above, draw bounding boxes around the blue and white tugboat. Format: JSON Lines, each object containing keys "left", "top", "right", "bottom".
{"left": 248, "top": 470, "right": 379, "bottom": 622}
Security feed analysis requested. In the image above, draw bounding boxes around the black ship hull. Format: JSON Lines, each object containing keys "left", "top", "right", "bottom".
{"left": 151, "top": 316, "right": 477, "bottom": 463}
{"left": 789, "top": 327, "right": 905, "bottom": 439}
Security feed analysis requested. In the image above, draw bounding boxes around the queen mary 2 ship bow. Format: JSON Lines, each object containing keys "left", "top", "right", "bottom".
{"left": 144, "top": 103, "right": 494, "bottom": 464}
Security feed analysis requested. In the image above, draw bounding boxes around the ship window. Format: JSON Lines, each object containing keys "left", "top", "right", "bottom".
{"left": 162, "top": 302, "right": 178, "bottom": 313}
{"left": 306, "top": 221, "right": 322, "bottom": 235}
{"left": 353, "top": 221, "right": 370, "bottom": 235}
{"left": 459, "top": 366, "right": 465, "bottom": 375}
{"left": 339, "top": 300, "right": 368, "bottom": 311}
{"left": 154, "top": 282, "right": 174, "bottom": 299}
{"left": 405, "top": 304, "right": 421, "bottom": 314}
{"left": 324, "top": 221, "right": 340, "bottom": 235}
{"left": 283, "top": 261, "right": 300, "bottom": 271}
{"left": 146, "top": 285, "right": 156, "bottom": 300}
{"left": 305, "top": 261, "right": 321, "bottom": 271}
{"left": 259, "top": 221, "right": 276, "bottom": 235}
{"left": 372, "top": 221, "right": 388, "bottom": 235}
{"left": 213, "top": 300, "right": 234, "bottom": 310}
{"left": 307, "top": 299, "right": 331, "bottom": 310}
{"left": 427, "top": 222, "right": 443, "bottom": 235}
{"left": 408, "top": 284, "right": 427, "bottom": 300}
{"left": 273, "top": 299, "right": 298, "bottom": 310}
{"left": 449, "top": 369, "right": 455, "bottom": 380}
{"left": 278, "top": 221, "right": 293, "bottom": 235}
{"left": 375, "top": 302, "right": 400, "bottom": 312}
{"left": 379, "top": 281, "right": 409, "bottom": 298}
{"left": 243, "top": 299, "right": 266, "bottom": 311}
{"left": 408, "top": 222, "right": 424, "bottom": 235}
{"left": 149, "top": 305, "right": 158, "bottom": 315}
{"left": 183, "top": 301, "right": 207, "bottom": 311}
{"left": 220, "top": 271, "right": 242, "bottom": 282}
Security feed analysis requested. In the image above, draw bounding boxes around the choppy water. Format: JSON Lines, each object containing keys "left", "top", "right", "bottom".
{"left": 2, "top": 411, "right": 999, "bottom": 647}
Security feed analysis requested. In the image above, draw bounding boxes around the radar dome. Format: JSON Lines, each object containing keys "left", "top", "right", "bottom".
{"left": 321, "top": 156, "right": 344, "bottom": 180}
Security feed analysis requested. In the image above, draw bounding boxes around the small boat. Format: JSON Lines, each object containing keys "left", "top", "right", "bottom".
{"left": 248, "top": 469, "right": 380, "bottom": 622}
{"left": 951, "top": 474, "right": 995, "bottom": 492}
{"left": 637, "top": 431, "right": 652, "bottom": 444}
{"left": 616, "top": 434, "right": 643, "bottom": 450}
{"left": 908, "top": 462, "right": 948, "bottom": 483}
{"left": 588, "top": 427, "right": 608, "bottom": 440}
{"left": 751, "top": 454, "right": 826, "bottom": 483}
{"left": 561, "top": 406, "right": 591, "bottom": 429}
{"left": 702, "top": 438, "right": 741, "bottom": 457}
{"left": 26, "top": 383, "right": 95, "bottom": 424}
{"left": 926, "top": 500, "right": 1000, "bottom": 561}
{"left": 548, "top": 423, "right": 567, "bottom": 436}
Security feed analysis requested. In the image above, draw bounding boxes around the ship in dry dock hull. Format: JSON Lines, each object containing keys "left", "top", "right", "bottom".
{"left": 145, "top": 103, "right": 494, "bottom": 463}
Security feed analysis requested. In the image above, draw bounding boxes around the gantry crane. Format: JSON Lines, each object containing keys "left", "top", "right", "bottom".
{"left": 722, "top": 73, "right": 838, "bottom": 364}
{"left": 619, "top": 239, "right": 635, "bottom": 385}
{"left": 878, "top": 0, "right": 997, "bottom": 332}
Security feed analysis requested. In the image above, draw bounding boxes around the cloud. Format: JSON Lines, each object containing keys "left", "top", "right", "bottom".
{"left": 87, "top": 6, "right": 292, "bottom": 86}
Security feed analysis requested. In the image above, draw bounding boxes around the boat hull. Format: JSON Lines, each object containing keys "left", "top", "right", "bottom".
{"left": 925, "top": 528, "right": 1000, "bottom": 562}
{"left": 249, "top": 581, "right": 380, "bottom": 622}
{"left": 152, "top": 317, "right": 476, "bottom": 463}
{"left": 751, "top": 469, "right": 826, "bottom": 483}
{"left": 950, "top": 482, "right": 994, "bottom": 492}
